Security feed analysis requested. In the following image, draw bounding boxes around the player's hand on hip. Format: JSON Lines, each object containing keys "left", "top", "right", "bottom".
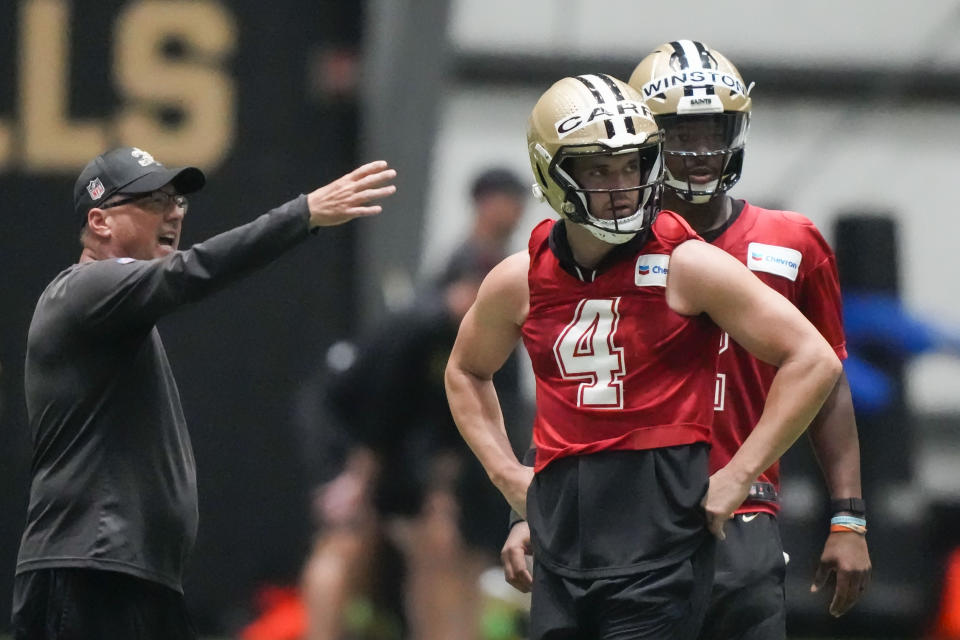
{"left": 703, "top": 467, "right": 752, "bottom": 540}
{"left": 307, "top": 160, "right": 397, "bottom": 228}
{"left": 500, "top": 464, "right": 534, "bottom": 521}
{"left": 501, "top": 520, "right": 533, "bottom": 593}
{"left": 811, "top": 530, "right": 872, "bottom": 617}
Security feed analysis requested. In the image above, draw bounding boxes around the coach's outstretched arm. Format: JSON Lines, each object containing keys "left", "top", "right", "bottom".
{"left": 666, "top": 239, "right": 843, "bottom": 539}
{"left": 307, "top": 160, "right": 397, "bottom": 227}
{"left": 445, "top": 252, "right": 533, "bottom": 518}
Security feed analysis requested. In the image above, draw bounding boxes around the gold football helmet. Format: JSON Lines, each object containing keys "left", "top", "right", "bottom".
{"left": 629, "top": 40, "right": 752, "bottom": 203}
{"left": 527, "top": 74, "right": 663, "bottom": 244}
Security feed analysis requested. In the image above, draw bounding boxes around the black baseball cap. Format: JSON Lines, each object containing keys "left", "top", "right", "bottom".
{"left": 74, "top": 146, "right": 206, "bottom": 227}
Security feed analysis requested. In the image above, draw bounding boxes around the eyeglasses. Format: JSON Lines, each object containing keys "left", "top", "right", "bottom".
{"left": 100, "top": 190, "right": 188, "bottom": 213}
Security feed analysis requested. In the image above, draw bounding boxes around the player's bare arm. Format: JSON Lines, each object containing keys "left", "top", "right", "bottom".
{"left": 807, "top": 372, "right": 872, "bottom": 615}
{"left": 445, "top": 251, "right": 533, "bottom": 517}
{"left": 666, "top": 239, "right": 842, "bottom": 537}
{"left": 808, "top": 373, "right": 861, "bottom": 514}
{"left": 307, "top": 160, "right": 397, "bottom": 227}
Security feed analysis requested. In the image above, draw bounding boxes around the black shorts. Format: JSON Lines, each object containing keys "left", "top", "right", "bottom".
{"left": 12, "top": 568, "right": 196, "bottom": 640}
{"left": 698, "top": 512, "right": 786, "bottom": 640}
{"left": 530, "top": 535, "right": 715, "bottom": 640}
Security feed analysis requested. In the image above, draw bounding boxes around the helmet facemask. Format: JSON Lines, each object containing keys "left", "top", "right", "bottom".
{"left": 659, "top": 112, "right": 749, "bottom": 203}
{"left": 550, "top": 141, "right": 663, "bottom": 245}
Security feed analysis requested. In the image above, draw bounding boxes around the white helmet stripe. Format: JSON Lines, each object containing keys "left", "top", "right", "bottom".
{"left": 675, "top": 40, "right": 707, "bottom": 71}
{"left": 578, "top": 74, "right": 628, "bottom": 139}
{"left": 573, "top": 75, "right": 615, "bottom": 139}
{"left": 674, "top": 40, "right": 715, "bottom": 98}
{"left": 596, "top": 74, "right": 637, "bottom": 135}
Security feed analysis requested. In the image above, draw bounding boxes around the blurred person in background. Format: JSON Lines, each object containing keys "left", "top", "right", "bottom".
{"left": 447, "top": 74, "right": 841, "bottom": 640}
{"left": 499, "top": 40, "right": 872, "bottom": 639}
{"left": 436, "top": 167, "right": 529, "bottom": 291}
{"left": 299, "top": 168, "right": 529, "bottom": 640}
{"left": 12, "top": 146, "right": 396, "bottom": 640}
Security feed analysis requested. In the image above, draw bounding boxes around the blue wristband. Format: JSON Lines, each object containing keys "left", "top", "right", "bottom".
{"left": 830, "top": 515, "right": 867, "bottom": 528}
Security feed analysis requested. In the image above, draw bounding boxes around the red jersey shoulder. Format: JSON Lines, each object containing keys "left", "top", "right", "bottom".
{"left": 529, "top": 218, "right": 555, "bottom": 248}
{"left": 752, "top": 205, "right": 815, "bottom": 229}
{"left": 745, "top": 203, "right": 822, "bottom": 242}
{"left": 651, "top": 210, "right": 701, "bottom": 246}
{"left": 778, "top": 209, "right": 815, "bottom": 226}
{"left": 739, "top": 202, "right": 834, "bottom": 262}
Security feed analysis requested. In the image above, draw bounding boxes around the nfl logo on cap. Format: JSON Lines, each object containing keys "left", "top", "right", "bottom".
{"left": 86, "top": 178, "right": 106, "bottom": 200}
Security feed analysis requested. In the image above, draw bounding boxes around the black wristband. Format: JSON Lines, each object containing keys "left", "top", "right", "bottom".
{"left": 830, "top": 497, "right": 866, "bottom": 517}
{"left": 508, "top": 508, "right": 526, "bottom": 530}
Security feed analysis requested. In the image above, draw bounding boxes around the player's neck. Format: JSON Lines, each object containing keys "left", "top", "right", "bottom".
{"left": 565, "top": 222, "right": 619, "bottom": 269}
{"left": 662, "top": 192, "right": 733, "bottom": 235}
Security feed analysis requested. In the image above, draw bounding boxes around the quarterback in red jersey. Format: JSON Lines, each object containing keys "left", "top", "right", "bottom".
{"left": 630, "top": 41, "right": 872, "bottom": 636}
{"left": 446, "top": 73, "right": 841, "bottom": 639}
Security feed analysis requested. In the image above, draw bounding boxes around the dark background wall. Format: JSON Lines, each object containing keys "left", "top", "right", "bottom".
{"left": 0, "top": 0, "right": 363, "bottom": 633}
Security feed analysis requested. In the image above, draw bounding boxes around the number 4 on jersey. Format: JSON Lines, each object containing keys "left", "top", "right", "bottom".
{"left": 553, "top": 298, "right": 625, "bottom": 409}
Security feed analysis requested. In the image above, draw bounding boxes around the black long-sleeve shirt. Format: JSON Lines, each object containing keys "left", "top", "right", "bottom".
{"left": 17, "top": 196, "right": 311, "bottom": 592}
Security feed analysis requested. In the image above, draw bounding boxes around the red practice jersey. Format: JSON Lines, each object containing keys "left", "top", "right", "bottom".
{"left": 706, "top": 200, "right": 847, "bottom": 514}
{"left": 521, "top": 213, "right": 720, "bottom": 472}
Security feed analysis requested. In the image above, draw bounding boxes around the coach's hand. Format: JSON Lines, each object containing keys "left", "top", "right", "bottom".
{"left": 703, "top": 467, "right": 752, "bottom": 540}
{"left": 501, "top": 520, "right": 533, "bottom": 593}
{"left": 811, "top": 531, "right": 872, "bottom": 617}
{"left": 307, "top": 160, "right": 397, "bottom": 227}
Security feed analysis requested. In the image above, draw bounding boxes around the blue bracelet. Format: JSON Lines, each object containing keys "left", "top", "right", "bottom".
{"left": 831, "top": 515, "right": 867, "bottom": 527}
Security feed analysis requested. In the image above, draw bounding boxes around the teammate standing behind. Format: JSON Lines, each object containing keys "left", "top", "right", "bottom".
{"left": 447, "top": 75, "right": 841, "bottom": 639}
{"left": 501, "top": 41, "right": 872, "bottom": 638}
{"left": 631, "top": 41, "right": 872, "bottom": 634}
{"left": 12, "top": 146, "right": 396, "bottom": 640}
